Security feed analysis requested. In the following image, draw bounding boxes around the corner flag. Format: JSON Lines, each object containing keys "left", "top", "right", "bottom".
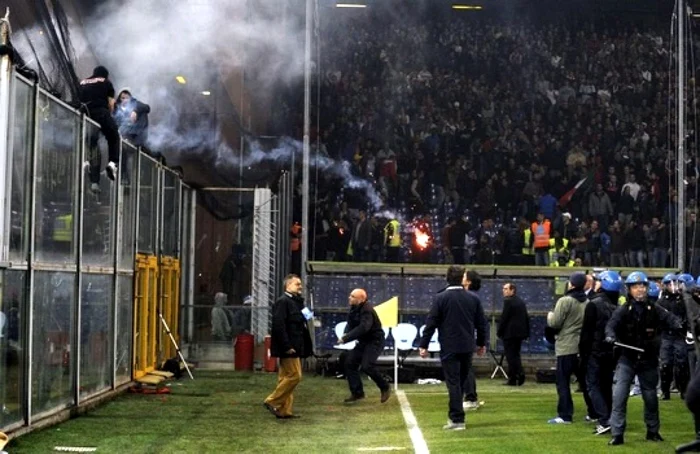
{"left": 374, "top": 296, "right": 398, "bottom": 328}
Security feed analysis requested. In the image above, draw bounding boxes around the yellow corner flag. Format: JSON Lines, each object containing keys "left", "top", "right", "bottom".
{"left": 375, "top": 296, "right": 398, "bottom": 328}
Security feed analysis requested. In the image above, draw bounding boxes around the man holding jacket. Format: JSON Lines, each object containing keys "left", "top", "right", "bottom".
{"left": 338, "top": 288, "right": 391, "bottom": 404}
{"left": 498, "top": 282, "right": 530, "bottom": 386}
{"left": 419, "top": 265, "right": 487, "bottom": 431}
{"left": 263, "top": 274, "right": 312, "bottom": 419}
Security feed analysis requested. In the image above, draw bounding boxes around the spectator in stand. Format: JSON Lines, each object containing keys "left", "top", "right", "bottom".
{"left": 588, "top": 184, "right": 614, "bottom": 233}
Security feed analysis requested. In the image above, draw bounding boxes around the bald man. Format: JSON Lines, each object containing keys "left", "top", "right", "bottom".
{"left": 338, "top": 288, "right": 391, "bottom": 404}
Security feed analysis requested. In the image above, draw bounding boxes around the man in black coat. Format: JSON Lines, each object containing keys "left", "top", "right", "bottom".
{"left": 419, "top": 265, "right": 487, "bottom": 430}
{"left": 263, "top": 274, "right": 312, "bottom": 419}
{"left": 338, "top": 288, "right": 391, "bottom": 404}
{"left": 497, "top": 282, "right": 530, "bottom": 386}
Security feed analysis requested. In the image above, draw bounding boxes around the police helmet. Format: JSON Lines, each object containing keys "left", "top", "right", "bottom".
{"left": 625, "top": 271, "right": 648, "bottom": 286}
{"left": 600, "top": 270, "right": 623, "bottom": 293}
{"left": 678, "top": 273, "right": 695, "bottom": 286}
{"left": 662, "top": 273, "right": 677, "bottom": 284}
{"left": 648, "top": 282, "right": 660, "bottom": 300}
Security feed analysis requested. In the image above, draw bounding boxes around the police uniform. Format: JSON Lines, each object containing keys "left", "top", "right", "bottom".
{"left": 657, "top": 275, "right": 689, "bottom": 400}
{"left": 677, "top": 278, "right": 700, "bottom": 452}
{"left": 79, "top": 66, "right": 121, "bottom": 184}
{"left": 605, "top": 271, "right": 682, "bottom": 445}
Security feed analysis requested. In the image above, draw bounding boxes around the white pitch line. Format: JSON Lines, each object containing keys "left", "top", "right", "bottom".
{"left": 396, "top": 390, "right": 430, "bottom": 454}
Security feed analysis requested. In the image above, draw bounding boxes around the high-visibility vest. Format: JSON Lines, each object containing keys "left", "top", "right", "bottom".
{"left": 531, "top": 220, "right": 551, "bottom": 249}
{"left": 550, "top": 259, "right": 575, "bottom": 267}
{"left": 384, "top": 220, "right": 401, "bottom": 247}
{"left": 618, "top": 295, "right": 627, "bottom": 306}
{"left": 53, "top": 214, "right": 72, "bottom": 242}
{"left": 548, "top": 238, "right": 569, "bottom": 264}
{"left": 522, "top": 230, "right": 533, "bottom": 255}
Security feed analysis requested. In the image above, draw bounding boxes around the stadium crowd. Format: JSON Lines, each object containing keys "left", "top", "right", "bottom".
{"left": 299, "top": 13, "right": 700, "bottom": 271}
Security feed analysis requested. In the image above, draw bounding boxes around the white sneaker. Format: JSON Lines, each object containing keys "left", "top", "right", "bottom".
{"left": 585, "top": 415, "right": 598, "bottom": 423}
{"left": 443, "top": 420, "right": 465, "bottom": 430}
{"left": 82, "top": 160, "right": 90, "bottom": 172}
{"left": 463, "top": 401, "right": 480, "bottom": 410}
{"left": 105, "top": 161, "right": 118, "bottom": 181}
{"left": 547, "top": 417, "right": 572, "bottom": 424}
{"left": 594, "top": 424, "right": 611, "bottom": 435}
{"left": 89, "top": 183, "right": 101, "bottom": 194}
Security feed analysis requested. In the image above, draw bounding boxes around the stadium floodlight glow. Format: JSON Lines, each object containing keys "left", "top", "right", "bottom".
{"left": 175, "top": 76, "right": 187, "bottom": 84}
{"left": 336, "top": 3, "right": 367, "bottom": 8}
{"left": 201, "top": 90, "right": 211, "bottom": 96}
{"left": 452, "top": 5, "right": 483, "bottom": 10}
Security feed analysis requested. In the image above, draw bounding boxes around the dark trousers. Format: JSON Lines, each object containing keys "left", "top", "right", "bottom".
{"left": 687, "top": 369, "right": 700, "bottom": 435}
{"left": 586, "top": 353, "right": 615, "bottom": 426}
{"left": 503, "top": 338, "right": 523, "bottom": 384}
{"left": 87, "top": 108, "right": 120, "bottom": 184}
{"left": 463, "top": 367, "right": 477, "bottom": 402}
{"left": 610, "top": 356, "right": 659, "bottom": 437}
{"left": 345, "top": 341, "right": 388, "bottom": 397}
{"left": 385, "top": 247, "right": 400, "bottom": 263}
{"left": 660, "top": 336, "right": 690, "bottom": 396}
{"left": 576, "top": 355, "right": 598, "bottom": 419}
{"left": 556, "top": 354, "right": 578, "bottom": 421}
{"left": 442, "top": 352, "right": 473, "bottom": 424}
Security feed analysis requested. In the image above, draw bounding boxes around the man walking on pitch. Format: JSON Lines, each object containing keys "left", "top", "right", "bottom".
{"left": 337, "top": 288, "right": 391, "bottom": 404}
{"left": 419, "top": 265, "right": 487, "bottom": 430}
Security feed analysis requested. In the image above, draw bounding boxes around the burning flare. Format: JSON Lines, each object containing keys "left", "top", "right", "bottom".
{"left": 414, "top": 228, "right": 431, "bottom": 250}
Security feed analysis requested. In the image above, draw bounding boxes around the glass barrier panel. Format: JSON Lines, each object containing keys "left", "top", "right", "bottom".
{"left": 34, "top": 94, "right": 79, "bottom": 264}
{"left": 116, "top": 275, "right": 133, "bottom": 384}
{"left": 162, "top": 172, "right": 179, "bottom": 257}
{"left": 0, "top": 270, "right": 27, "bottom": 427}
{"left": 137, "top": 157, "right": 157, "bottom": 254}
{"left": 81, "top": 121, "right": 115, "bottom": 267}
{"left": 79, "top": 274, "right": 113, "bottom": 399}
{"left": 32, "top": 271, "right": 75, "bottom": 415}
{"left": 9, "top": 77, "right": 33, "bottom": 262}
{"left": 118, "top": 143, "right": 137, "bottom": 270}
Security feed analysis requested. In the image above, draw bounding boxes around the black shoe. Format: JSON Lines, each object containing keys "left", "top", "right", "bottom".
{"left": 676, "top": 439, "right": 700, "bottom": 452}
{"left": 517, "top": 374, "right": 526, "bottom": 386}
{"left": 609, "top": 436, "right": 624, "bottom": 446}
{"left": 344, "top": 394, "right": 365, "bottom": 403}
{"left": 263, "top": 402, "right": 282, "bottom": 418}
{"left": 663, "top": 394, "right": 671, "bottom": 401}
{"left": 647, "top": 431, "right": 664, "bottom": 442}
{"left": 380, "top": 389, "right": 391, "bottom": 403}
{"left": 277, "top": 414, "right": 301, "bottom": 419}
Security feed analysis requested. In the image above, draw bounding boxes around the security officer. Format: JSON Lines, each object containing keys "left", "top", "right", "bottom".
{"left": 658, "top": 274, "right": 691, "bottom": 400}
{"left": 605, "top": 271, "right": 682, "bottom": 446}
{"left": 580, "top": 270, "right": 623, "bottom": 436}
{"left": 79, "top": 66, "right": 120, "bottom": 189}
{"left": 648, "top": 282, "right": 661, "bottom": 302}
{"left": 384, "top": 217, "right": 401, "bottom": 263}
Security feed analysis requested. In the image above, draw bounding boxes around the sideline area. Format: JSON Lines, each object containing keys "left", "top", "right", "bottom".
{"left": 7, "top": 371, "right": 694, "bottom": 453}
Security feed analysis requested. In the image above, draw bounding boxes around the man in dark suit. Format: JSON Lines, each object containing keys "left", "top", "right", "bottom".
{"left": 352, "top": 210, "right": 373, "bottom": 262}
{"left": 419, "top": 265, "right": 487, "bottom": 430}
{"left": 497, "top": 282, "right": 530, "bottom": 386}
{"left": 338, "top": 288, "right": 391, "bottom": 404}
{"left": 263, "top": 274, "right": 312, "bottom": 419}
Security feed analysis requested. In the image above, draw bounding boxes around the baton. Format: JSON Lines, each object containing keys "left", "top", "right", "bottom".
{"left": 614, "top": 341, "right": 644, "bottom": 353}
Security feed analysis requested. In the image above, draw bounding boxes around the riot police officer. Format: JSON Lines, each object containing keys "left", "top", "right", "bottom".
{"left": 658, "top": 274, "right": 691, "bottom": 400}
{"left": 579, "top": 270, "right": 623, "bottom": 436}
{"left": 677, "top": 276, "right": 700, "bottom": 453}
{"left": 605, "top": 271, "right": 682, "bottom": 446}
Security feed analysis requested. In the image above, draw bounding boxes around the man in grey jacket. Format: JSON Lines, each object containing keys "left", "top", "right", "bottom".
{"left": 547, "top": 272, "right": 588, "bottom": 424}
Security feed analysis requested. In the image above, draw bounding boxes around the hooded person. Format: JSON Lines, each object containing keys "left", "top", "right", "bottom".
{"left": 114, "top": 88, "right": 151, "bottom": 149}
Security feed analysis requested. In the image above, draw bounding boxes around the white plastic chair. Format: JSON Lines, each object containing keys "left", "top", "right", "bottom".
{"left": 334, "top": 321, "right": 356, "bottom": 350}
{"left": 392, "top": 323, "right": 418, "bottom": 366}
{"left": 419, "top": 325, "right": 440, "bottom": 353}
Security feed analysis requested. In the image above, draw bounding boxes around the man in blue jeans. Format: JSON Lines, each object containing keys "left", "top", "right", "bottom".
{"left": 605, "top": 271, "right": 682, "bottom": 446}
{"left": 546, "top": 271, "right": 588, "bottom": 424}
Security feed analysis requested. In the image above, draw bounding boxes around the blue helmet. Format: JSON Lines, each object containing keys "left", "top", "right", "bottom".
{"left": 662, "top": 273, "right": 677, "bottom": 284}
{"left": 678, "top": 273, "right": 694, "bottom": 286}
{"left": 625, "top": 271, "right": 648, "bottom": 286}
{"left": 600, "top": 270, "right": 623, "bottom": 293}
{"left": 648, "top": 282, "right": 660, "bottom": 299}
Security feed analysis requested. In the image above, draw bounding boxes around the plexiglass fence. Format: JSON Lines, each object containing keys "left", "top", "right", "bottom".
{"left": 0, "top": 73, "right": 192, "bottom": 430}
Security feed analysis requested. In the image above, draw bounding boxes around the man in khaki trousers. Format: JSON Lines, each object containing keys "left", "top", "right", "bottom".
{"left": 263, "top": 274, "right": 312, "bottom": 418}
